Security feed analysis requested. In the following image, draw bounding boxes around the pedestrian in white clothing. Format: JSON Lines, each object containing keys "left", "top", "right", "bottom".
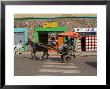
{"left": 14, "top": 40, "right": 23, "bottom": 54}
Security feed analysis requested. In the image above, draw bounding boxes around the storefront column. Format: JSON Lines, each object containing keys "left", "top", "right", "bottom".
{"left": 75, "top": 39, "right": 78, "bottom": 51}
{"left": 24, "top": 31, "right": 27, "bottom": 51}
{"left": 64, "top": 30, "right": 67, "bottom": 42}
{"left": 34, "top": 31, "right": 39, "bottom": 43}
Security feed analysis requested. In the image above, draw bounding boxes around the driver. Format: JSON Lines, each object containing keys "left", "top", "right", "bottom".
{"left": 59, "top": 41, "right": 69, "bottom": 62}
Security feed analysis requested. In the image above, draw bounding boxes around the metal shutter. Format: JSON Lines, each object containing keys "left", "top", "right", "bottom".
{"left": 14, "top": 32, "right": 24, "bottom": 47}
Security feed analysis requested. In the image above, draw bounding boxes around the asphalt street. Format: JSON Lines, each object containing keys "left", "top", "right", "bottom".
{"left": 14, "top": 53, "right": 97, "bottom": 76}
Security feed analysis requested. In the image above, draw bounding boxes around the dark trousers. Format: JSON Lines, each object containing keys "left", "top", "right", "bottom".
{"left": 61, "top": 52, "right": 67, "bottom": 61}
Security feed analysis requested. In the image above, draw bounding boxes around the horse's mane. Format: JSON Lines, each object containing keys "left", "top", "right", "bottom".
{"left": 28, "top": 39, "right": 34, "bottom": 44}
{"left": 28, "top": 38, "right": 41, "bottom": 46}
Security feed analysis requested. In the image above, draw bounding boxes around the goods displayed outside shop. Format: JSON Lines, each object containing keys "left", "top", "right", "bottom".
{"left": 74, "top": 28, "right": 97, "bottom": 52}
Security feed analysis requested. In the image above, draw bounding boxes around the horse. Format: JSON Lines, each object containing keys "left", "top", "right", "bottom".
{"left": 14, "top": 40, "right": 23, "bottom": 54}
{"left": 25, "top": 38, "right": 49, "bottom": 60}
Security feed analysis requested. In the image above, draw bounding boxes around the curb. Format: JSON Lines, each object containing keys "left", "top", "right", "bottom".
{"left": 21, "top": 52, "right": 97, "bottom": 56}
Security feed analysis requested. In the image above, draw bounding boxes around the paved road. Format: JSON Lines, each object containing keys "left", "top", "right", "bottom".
{"left": 14, "top": 54, "right": 97, "bottom": 76}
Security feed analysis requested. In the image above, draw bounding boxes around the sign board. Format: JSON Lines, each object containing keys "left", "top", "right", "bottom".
{"left": 74, "top": 28, "right": 97, "bottom": 32}
{"left": 43, "top": 22, "right": 58, "bottom": 28}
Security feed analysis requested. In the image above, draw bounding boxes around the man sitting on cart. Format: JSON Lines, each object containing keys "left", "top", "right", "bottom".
{"left": 59, "top": 41, "right": 69, "bottom": 62}
{"left": 59, "top": 36, "right": 76, "bottom": 62}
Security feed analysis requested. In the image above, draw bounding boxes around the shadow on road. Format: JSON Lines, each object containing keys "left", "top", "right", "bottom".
{"left": 85, "top": 62, "right": 97, "bottom": 68}
{"left": 27, "top": 57, "right": 60, "bottom": 62}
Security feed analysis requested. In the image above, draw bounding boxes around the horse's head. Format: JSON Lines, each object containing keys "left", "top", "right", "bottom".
{"left": 25, "top": 42, "right": 28, "bottom": 46}
{"left": 25, "top": 38, "right": 32, "bottom": 46}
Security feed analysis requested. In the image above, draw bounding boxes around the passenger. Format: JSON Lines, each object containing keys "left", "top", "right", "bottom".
{"left": 65, "top": 37, "right": 71, "bottom": 47}
{"left": 49, "top": 35, "right": 56, "bottom": 48}
{"left": 59, "top": 42, "right": 67, "bottom": 50}
{"left": 69, "top": 37, "right": 74, "bottom": 51}
{"left": 70, "top": 37, "right": 74, "bottom": 46}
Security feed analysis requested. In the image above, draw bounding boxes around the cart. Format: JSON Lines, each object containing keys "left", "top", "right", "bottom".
{"left": 48, "top": 31, "right": 81, "bottom": 63}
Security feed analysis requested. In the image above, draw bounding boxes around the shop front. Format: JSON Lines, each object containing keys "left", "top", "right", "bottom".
{"left": 74, "top": 28, "right": 97, "bottom": 52}
{"left": 34, "top": 26, "right": 67, "bottom": 52}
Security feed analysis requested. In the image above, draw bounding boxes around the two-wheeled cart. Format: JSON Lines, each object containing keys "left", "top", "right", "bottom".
{"left": 48, "top": 31, "right": 81, "bottom": 63}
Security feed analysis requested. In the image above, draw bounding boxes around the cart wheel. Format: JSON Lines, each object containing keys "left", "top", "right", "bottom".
{"left": 63, "top": 54, "right": 74, "bottom": 63}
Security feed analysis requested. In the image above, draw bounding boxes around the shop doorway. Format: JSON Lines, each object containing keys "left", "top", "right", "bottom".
{"left": 38, "top": 32, "right": 48, "bottom": 45}
{"left": 81, "top": 37, "right": 86, "bottom": 51}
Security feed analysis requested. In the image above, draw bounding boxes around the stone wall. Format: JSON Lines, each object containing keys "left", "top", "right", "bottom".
{"left": 14, "top": 17, "right": 97, "bottom": 29}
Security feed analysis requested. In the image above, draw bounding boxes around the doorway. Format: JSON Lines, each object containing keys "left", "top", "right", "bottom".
{"left": 81, "top": 37, "right": 86, "bottom": 51}
{"left": 38, "top": 32, "right": 48, "bottom": 45}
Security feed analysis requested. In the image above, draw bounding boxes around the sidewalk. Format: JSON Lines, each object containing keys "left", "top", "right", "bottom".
{"left": 21, "top": 51, "right": 97, "bottom": 56}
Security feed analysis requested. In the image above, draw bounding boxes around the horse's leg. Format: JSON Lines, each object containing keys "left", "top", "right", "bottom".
{"left": 31, "top": 52, "right": 34, "bottom": 59}
{"left": 41, "top": 49, "right": 49, "bottom": 61}
{"left": 45, "top": 51, "right": 49, "bottom": 61}
{"left": 40, "top": 52, "right": 45, "bottom": 60}
{"left": 34, "top": 52, "right": 39, "bottom": 60}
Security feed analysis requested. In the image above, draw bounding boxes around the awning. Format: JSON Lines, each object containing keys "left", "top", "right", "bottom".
{"left": 58, "top": 31, "right": 82, "bottom": 39}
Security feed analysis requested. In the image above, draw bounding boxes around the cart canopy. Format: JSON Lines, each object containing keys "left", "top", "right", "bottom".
{"left": 58, "top": 31, "right": 81, "bottom": 39}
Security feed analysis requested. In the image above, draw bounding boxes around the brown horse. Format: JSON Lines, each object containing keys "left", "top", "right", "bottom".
{"left": 25, "top": 38, "right": 49, "bottom": 60}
